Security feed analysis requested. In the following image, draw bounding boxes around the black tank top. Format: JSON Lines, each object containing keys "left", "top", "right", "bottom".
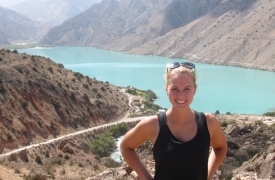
{"left": 153, "top": 111, "right": 210, "bottom": 180}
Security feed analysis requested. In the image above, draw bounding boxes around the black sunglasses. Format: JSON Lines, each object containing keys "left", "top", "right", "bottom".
{"left": 166, "top": 62, "right": 195, "bottom": 73}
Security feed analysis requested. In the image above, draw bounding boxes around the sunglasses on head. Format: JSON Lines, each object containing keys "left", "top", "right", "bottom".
{"left": 166, "top": 62, "right": 195, "bottom": 73}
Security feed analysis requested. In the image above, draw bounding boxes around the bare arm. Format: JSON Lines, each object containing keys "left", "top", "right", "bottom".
{"left": 120, "top": 117, "right": 158, "bottom": 180}
{"left": 205, "top": 114, "right": 227, "bottom": 180}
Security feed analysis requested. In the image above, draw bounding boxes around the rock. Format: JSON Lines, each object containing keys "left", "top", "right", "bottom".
{"left": 130, "top": 171, "right": 141, "bottom": 180}
{"left": 17, "top": 149, "right": 28, "bottom": 162}
{"left": 232, "top": 144, "right": 275, "bottom": 179}
{"left": 226, "top": 135, "right": 239, "bottom": 149}
{"left": 256, "top": 127, "right": 263, "bottom": 132}
{"left": 76, "top": 140, "right": 90, "bottom": 153}
{"left": 224, "top": 125, "right": 240, "bottom": 137}
{"left": 270, "top": 137, "right": 275, "bottom": 141}
{"left": 125, "top": 165, "right": 133, "bottom": 175}
{"left": 267, "top": 141, "right": 273, "bottom": 145}
{"left": 61, "top": 144, "right": 74, "bottom": 154}
{"left": 9, "top": 153, "right": 18, "bottom": 162}
{"left": 239, "top": 125, "right": 249, "bottom": 133}
{"left": 58, "top": 138, "right": 73, "bottom": 149}
{"left": 224, "top": 157, "right": 240, "bottom": 166}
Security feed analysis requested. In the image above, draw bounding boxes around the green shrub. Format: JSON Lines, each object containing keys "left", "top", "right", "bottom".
{"left": 0, "top": 107, "right": 2, "bottom": 114}
{"left": 16, "top": 67, "right": 23, "bottom": 74}
{"left": 96, "top": 93, "right": 102, "bottom": 98}
{"left": 57, "top": 69, "right": 62, "bottom": 73}
{"left": 28, "top": 80, "right": 32, "bottom": 85}
{"left": 83, "top": 84, "right": 89, "bottom": 89}
{"left": 101, "top": 87, "right": 106, "bottom": 91}
{"left": 96, "top": 100, "right": 103, "bottom": 106}
{"left": 102, "top": 157, "right": 121, "bottom": 168}
{"left": 93, "top": 88, "right": 97, "bottom": 92}
{"left": 109, "top": 123, "right": 127, "bottom": 137}
{"left": 233, "top": 154, "right": 248, "bottom": 165}
{"left": 220, "top": 121, "right": 228, "bottom": 127}
{"left": 52, "top": 98, "right": 60, "bottom": 108}
{"left": 35, "top": 156, "right": 42, "bottom": 165}
{"left": 144, "top": 101, "right": 161, "bottom": 111}
{"left": 23, "top": 174, "right": 47, "bottom": 180}
{"left": 58, "top": 63, "right": 64, "bottom": 68}
{"left": 244, "top": 147, "right": 260, "bottom": 157}
{"left": 226, "top": 112, "right": 231, "bottom": 115}
{"left": 63, "top": 90, "right": 68, "bottom": 96}
{"left": 12, "top": 49, "right": 18, "bottom": 53}
{"left": 21, "top": 101, "right": 28, "bottom": 107}
{"left": 73, "top": 72, "right": 83, "bottom": 81}
{"left": 228, "top": 120, "right": 237, "bottom": 125}
{"left": 0, "top": 84, "right": 5, "bottom": 93}
{"left": 0, "top": 77, "right": 3, "bottom": 83}
{"left": 215, "top": 110, "right": 220, "bottom": 115}
{"left": 48, "top": 67, "right": 53, "bottom": 73}
{"left": 89, "top": 132, "right": 116, "bottom": 157}
{"left": 6, "top": 133, "right": 12, "bottom": 140}
{"left": 83, "top": 93, "right": 89, "bottom": 100}
{"left": 263, "top": 112, "right": 275, "bottom": 116}
{"left": 32, "top": 67, "right": 38, "bottom": 72}
{"left": 70, "top": 92, "right": 75, "bottom": 100}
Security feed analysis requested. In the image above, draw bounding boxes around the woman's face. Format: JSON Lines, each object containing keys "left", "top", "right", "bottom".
{"left": 166, "top": 73, "right": 197, "bottom": 110}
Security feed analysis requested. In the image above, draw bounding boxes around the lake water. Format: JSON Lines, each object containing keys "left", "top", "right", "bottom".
{"left": 18, "top": 47, "right": 275, "bottom": 115}
{"left": 110, "top": 135, "right": 124, "bottom": 162}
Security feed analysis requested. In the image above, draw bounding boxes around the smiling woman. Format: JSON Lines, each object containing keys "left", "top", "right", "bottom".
{"left": 120, "top": 62, "right": 227, "bottom": 180}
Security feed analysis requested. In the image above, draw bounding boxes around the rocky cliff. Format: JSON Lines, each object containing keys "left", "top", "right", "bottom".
{"left": 0, "top": 49, "right": 129, "bottom": 153}
{"left": 8, "top": 0, "right": 101, "bottom": 26}
{"left": 0, "top": 6, "right": 50, "bottom": 42}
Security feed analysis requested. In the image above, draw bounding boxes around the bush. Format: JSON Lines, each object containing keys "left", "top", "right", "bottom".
{"left": 101, "top": 87, "right": 106, "bottom": 91}
{"left": 244, "top": 147, "right": 260, "bottom": 157}
{"left": 83, "top": 93, "right": 89, "bottom": 100}
{"left": 35, "top": 156, "right": 42, "bottom": 165}
{"left": 0, "top": 57, "right": 2, "bottom": 61}
{"left": 12, "top": 49, "right": 18, "bottom": 53}
{"left": 28, "top": 80, "right": 32, "bottom": 85}
{"left": 0, "top": 84, "right": 5, "bottom": 93}
{"left": 0, "top": 77, "right": 3, "bottom": 83}
{"left": 263, "top": 112, "right": 275, "bottom": 116}
{"left": 83, "top": 84, "right": 89, "bottom": 89}
{"left": 73, "top": 72, "right": 83, "bottom": 81}
{"left": 93, "top": 88, "right": 97, "bottom": 92}
{"left": 48, "top": 67, "right": 53, "bottom": 73}
{"left": 71, "top": 78, "right": 75, "bottom": 83}
{"left": 215, "top": 110, "right": 220, "bottom": 115}
{"left": 220, "top": 121, "right": 228, "bottom": 127}
{"left": 6, "top": 133, "right": 12, "bottom": 140}
{"left": 32, "top": 67, "right": 38, "bottom": 72}
{"left": 109, "top": 123, "right": 127, "bottom": 137}
{"left": 70, "top": 92, "right": 75, "bottom": 100}
{"left": 16, "top": 67, "right": 23, "bottom": 74}
{"left": 58, "top": 63, "right": 64, "bottom": 68}
{"left": 226, "top": 112, "right": 231, "bottom": 115}
{"left": 96, "top": 93, "right": 102, "bottom": 98}
{"left": 89, "top": 132, "right": 116, "bottom": 157}
{"left": 102, "top": 157, "right": 121, "bottom": 168}
{"left": 21, "top": 101, "right": 28, "bottom": 107}
{"left": 95, "top": 99, "right": 103, "bottom": 106}
{"left": 233, "top": 154, "right": 248, "bottom": 165}
{"left": 52, "top": 98, "right": 61, "bottom": 108}
{"left": 0, "top": 107, "right": 2, "bottom": 114}
{"left": 23, "top": 174, "right": 47, "bottom": 180}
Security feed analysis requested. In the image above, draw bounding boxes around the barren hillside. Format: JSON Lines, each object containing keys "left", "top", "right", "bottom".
{"left": 127, "top": 0, "right": 275, "bottom": 71}
{"left": 0, "top": 49, "right": 129, "bottom": 154}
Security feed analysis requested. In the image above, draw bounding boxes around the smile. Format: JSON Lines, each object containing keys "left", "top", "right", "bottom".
{"left": 176, "top": 100, "right": 186, "bottom": 104}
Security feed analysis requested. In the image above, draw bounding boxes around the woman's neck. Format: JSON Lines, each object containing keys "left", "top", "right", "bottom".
{"left": 166, "top": 106, "right": 194, "bottom": 123}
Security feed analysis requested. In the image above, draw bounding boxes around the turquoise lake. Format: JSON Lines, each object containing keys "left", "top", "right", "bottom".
{"left": 18, "top": 47, "right": 275, "bottom": 115}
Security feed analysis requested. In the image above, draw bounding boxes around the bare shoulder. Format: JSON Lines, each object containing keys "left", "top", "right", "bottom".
{"left": 204, "top": 113, "right": 222, "bottom": 137}
{"left": 136, "top": 116, "right": 159, "bottom": 129}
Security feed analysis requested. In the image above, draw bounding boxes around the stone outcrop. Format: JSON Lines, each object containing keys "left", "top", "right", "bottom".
{"left": 17, "top": 149, "right": 28, "bottom": 162}
{"left": 224, "top": 125, "right": 240, "bottom": 137}
{"left": 232, "top": 144, "right": 275, "bottom": 179}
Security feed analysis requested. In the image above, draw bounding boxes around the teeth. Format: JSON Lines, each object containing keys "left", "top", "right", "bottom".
{"left": 176, "top": 100, "right": 186, "bottom": 103}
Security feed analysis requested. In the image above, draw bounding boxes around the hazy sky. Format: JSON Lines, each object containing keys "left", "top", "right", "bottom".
{"left": 0, "top": 0, "right": 26, "bottom": 7}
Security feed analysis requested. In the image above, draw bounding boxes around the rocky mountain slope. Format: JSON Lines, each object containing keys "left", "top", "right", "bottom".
{"left": 0, "top": 31, "right": 10, "bottom": 44}
{"left": 8, "top": 0, "right": 101, "bottom": 26}
{"left": 39, "top": 0, "right": 174, "bottom": 46}
{"left": 0, "top": 49, "right": 129, "bottom": 153}
{"left": 127, "top": 0, "right": 275, "bottom": 71}
{"left": 0, "top": 6, "right": 50, "bottom": 42}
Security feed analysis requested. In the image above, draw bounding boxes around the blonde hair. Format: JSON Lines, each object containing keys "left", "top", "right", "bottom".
{"left": 164, "top": 66, "right": 196, "bottom": 88}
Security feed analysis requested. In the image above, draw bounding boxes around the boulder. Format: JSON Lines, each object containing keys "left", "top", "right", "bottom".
{"left": 17, "top": 149, "right": 28, "bottom": 162}
{"left": 256, "top": 127, "right": 263, "bottom": 132}
{"left": 239, "top": 125, "right": 249, "bottom": 133}
{"left": 224, "top": 125, "right": 240, "bottom": 137}
{"left": 61, "top": 144, "right": 74, "bottom": 154}
{"left": 9, "top": 153, "right": 18, "bottom": 162}
{"left": 58, "top": 138, "right": 74, "bottom": 149}
{"left": 76, "top": 140, "right": 90, "bottom": 153}
{"left": 226, "top": 135, "right": 239, "bottom": 149}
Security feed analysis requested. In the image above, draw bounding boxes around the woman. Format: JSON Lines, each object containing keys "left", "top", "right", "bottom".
{"left": 120, "top": 62, "right": 227, "bottom": 180}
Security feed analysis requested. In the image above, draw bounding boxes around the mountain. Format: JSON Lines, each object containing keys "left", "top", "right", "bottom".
{"left": 0, "top": 0, "right": 26, "bottom": 7}
{"left": 0, "top": 6, "right": 50, "bottom": 42}
{"left": 105, "top": 0, "right": 221, "bottom": 51}
{"left": 0, "top": 49, "right": 129, "bottom": 152}
{"left": 0, "top": 31, "right": 10, "bottom": 44}
{"left": 127, "top": 0, "right": 275, "bottom": 71}
{"left": 39, "top": 0, "right": 174, "bottom": 46}
{"left": 8, "top": 0, "right": 102, "bottom": 26}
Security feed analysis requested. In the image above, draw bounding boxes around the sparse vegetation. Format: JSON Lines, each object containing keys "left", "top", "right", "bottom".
{"left": 263, "top": 111, "right": 275, "bottom": 116}
{"left": 21, "top": 101, "right": 28, "bottom": 107}
{"left": 244, "top": 147, "right": 260, "bottom": 157}
{"left": 89, "top": 132, "right": 116, "bottom": 157}
{"left": 35, "top": 156, "right": 42, "bottom": 165}
{"left": 48, "top": 67, "right": 53, "bottom": 73}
